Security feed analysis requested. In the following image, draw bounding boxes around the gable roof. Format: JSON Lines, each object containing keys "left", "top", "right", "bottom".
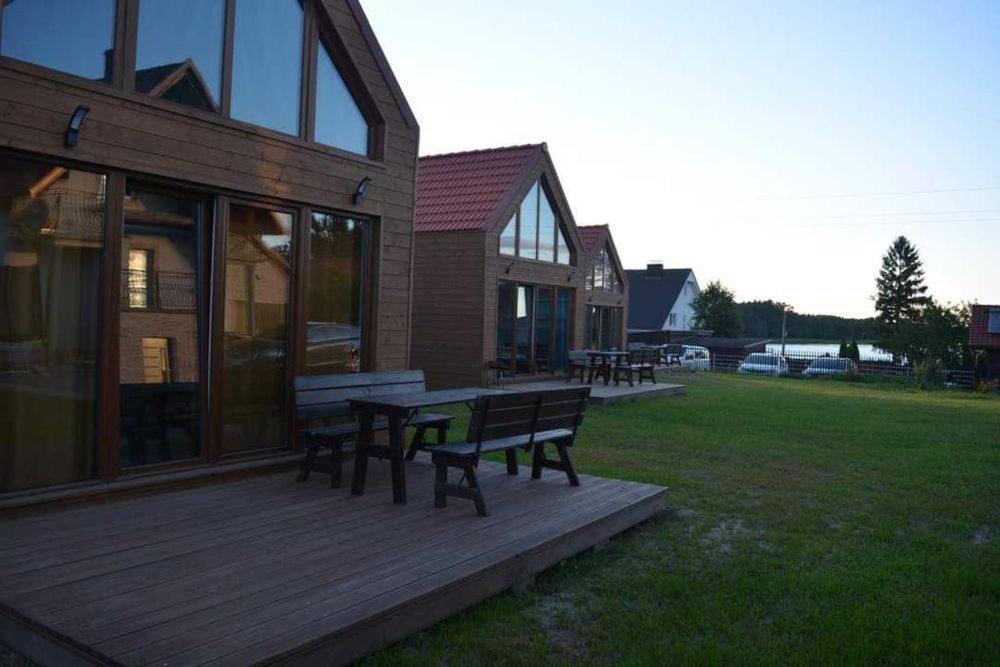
{"left": 576, "top": 225, "right": 608, "bottom": 254}
{"left": 625, "top": 267, "right": 693, "bottom": 330}
{"left": 415, "top": 144, "right": 544, "bottom": 233}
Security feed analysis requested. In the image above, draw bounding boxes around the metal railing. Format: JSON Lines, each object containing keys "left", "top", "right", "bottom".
{"left": 121, "top": 269, "right": 197, "bottom": 311}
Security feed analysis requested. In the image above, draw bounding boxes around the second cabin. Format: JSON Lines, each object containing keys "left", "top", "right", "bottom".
{"left": 411, "top": 144, "right": 628, "bottom": 388}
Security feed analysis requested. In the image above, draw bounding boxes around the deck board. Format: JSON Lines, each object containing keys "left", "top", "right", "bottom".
{"left": 1, "top": 457, "right": 666, "bottom": 666}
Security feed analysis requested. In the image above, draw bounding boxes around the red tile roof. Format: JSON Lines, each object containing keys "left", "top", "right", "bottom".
{"left": 576, "top": 224, "right": 608, "bottom": 254}
{"left": 415, "top": 144, "right": 544, "bottom": 232}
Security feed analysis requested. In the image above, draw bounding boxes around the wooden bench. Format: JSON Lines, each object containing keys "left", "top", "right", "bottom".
{"left": 294, "top": 371, "right": 454, "bottom": 487}
{"left": 426, "top": 387, "right": 590, "bottom": 516}
{"left": 630, "top": 347, "right": 659, "bottom": 385}
{"left": 566, "top": 350, "right": 592, "bottom": 383}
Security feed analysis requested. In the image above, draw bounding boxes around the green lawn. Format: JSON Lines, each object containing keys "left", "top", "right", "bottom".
{"left": 367, "top": 373, "right": 1000, "bottom": 666}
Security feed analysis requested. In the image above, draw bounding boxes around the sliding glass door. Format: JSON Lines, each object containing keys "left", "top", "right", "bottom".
{"left": 119, "top": 184, "right": 206, "bottom": 467}
{"left": 496, "top": 281, "right": 573, "bottom": 378}
{"left": 221, "top": 203, "right": 293, "bottom": 454}
{"left": 584, "top": 305, "right": 623, "bottom": 350}
{"left": 0, "top": 157, "right": 106, "bottom": 492}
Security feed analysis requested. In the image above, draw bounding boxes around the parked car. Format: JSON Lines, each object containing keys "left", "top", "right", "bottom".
{"left": 803, "top": 356, "right": 858, "bottom": 377}
{"left": 738, "top": 353, "right": 789, "bottom": 376}
{"left": 671, "top": 345, "right": 710, "bottom": 371}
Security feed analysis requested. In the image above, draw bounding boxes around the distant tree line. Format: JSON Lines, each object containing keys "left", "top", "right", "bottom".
{"left": 737, "top": 300, "right": 877, "bottom": 341}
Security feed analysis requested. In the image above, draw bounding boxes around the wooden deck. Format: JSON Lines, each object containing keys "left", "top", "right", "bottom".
{"left": 512, "top": 378, "right": 686, "bottom": 405}
{"left": 0, "top": 457, "right": 665, "bottom": 666}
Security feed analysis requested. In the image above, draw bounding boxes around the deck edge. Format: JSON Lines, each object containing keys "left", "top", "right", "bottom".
{"left": 271, "top": 484, "right": 668, "bottom": 666}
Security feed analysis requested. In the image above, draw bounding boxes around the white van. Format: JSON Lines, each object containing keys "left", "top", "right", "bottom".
{"left": 665, "top": 345, "right": 711, "bottom": 371}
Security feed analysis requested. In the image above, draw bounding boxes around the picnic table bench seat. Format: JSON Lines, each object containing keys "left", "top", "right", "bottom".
{"left": 426, "top": 387, "right": 590, "bottom": 517}
{"left": 294, "top": 371, "right": 453, "bottom": 488}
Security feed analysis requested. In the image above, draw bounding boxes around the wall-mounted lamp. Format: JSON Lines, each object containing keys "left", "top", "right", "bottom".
{"left": 64, "top": 105, "right": 90, "bottom": 148}
{"left": 504, "top": 261, "right": 515, "bottom": 274}
{"left": 567, "top": 269, "right": 576, "bottom": 283}
{"left": 352, "top": 177, "right": 372, "bottom": 205}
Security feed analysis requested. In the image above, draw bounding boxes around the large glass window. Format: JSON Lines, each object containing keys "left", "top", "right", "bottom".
{"left": 0, "top": 0, "right": 117, "bottom": 81}
{"left": 306, "top": 212, "right": 365, "bottom": 374}
{"left": 496, "top": 282, "right": 573, "bottom": 377}
{"left": 587, "top": 245, "right": 621, "bottom": 293}
{"left": 222, "top": 204, "right": 292, "bottom": 453}
{"left": 504, "top": 179, "right": 571, "bottom": 265}
{"left": 0, "top": 157, "right": 106, "bottom": 492}
{"left": 135, "top": 0, "right": 225, "bottom": 112}
{"left": 585, "top": 305, "right": 623, "bottom": 350}
{"left": 119, "top": 185, "right": 204, "bottom": 467}
{"left": 231, "top": 0, "right": 304, "bottom": 136}
{"left": 315, "top": 39, "right": 369, "bottom": 154}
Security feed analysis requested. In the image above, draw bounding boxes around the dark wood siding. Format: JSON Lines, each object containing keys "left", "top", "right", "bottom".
{"left": 0, "top": 0, "right": 417, "bottom": 371}
{"left": 410, "top": 231, "right": 485, "bottom": 388}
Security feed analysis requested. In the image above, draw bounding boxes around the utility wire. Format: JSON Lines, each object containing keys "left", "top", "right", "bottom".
{"left": 751, "top": 185, "right": 1000, "bottom": 201}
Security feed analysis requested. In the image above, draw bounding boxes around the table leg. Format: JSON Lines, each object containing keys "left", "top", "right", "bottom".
{"left": 388, "top": 411, "right": 407, "bottom": 504}
{"left": 350, "top": 408, "right": 375, "bottom": 496}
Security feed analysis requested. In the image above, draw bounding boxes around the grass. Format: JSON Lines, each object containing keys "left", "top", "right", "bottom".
{"left": 365, "top": 373, "right": 1000, "bottom": 666}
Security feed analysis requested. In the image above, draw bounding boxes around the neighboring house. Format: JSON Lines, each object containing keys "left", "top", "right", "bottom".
{"left": 626, "top": 264, "right": 701, "bottom": 332}
{"left": 411, "top": 143, "right": 628, "bottom": 388}
{"left": 969, "top": 305, "right": 1000, "bottom": 379}
{"left": 577, "top": 225, "right": 629, "bottom": 351}
{"left": 0, "top": 0, "right": 418, "bottom": 493}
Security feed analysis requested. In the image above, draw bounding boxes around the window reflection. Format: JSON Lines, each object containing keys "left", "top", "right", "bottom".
{"left": 0, "top": 157, "right": 106, "bottom": 492}
{"left": 231, "top": 0, "right": 304, "bottom": 135}
{"left": 222, "top": 204, "right": 292, "bottom": 453}
{"left": 135, "top": 0, "right": 225, "bottom": 112}
{"left": 306, "top": 212, "right": 365, "bottom": 374}
{"left": 0, "top": 0, "right": 116, "bottom": 81}
{"left": 517, "top": 183, "right": 539, "bottom": 260}
{"left": 315, "top": 39, "right": 369, "bottom": 154}
{"left": 119, "top": 186, "right": 203, "bottom": 467}
{"left": 500, "top": 216, "right": 516, "bottom": 256}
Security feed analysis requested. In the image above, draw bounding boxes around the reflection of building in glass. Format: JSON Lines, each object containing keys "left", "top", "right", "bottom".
{"left": 135, "top": 60, "right": 220, "bottom": 113}
{"left": 0, "top": 161, "right": 106, "bottom": 491}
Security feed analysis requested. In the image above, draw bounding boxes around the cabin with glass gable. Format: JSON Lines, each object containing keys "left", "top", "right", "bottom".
{"left": 577, "top": 224, "right": 629, "bottom": 351}
{"left": 0, "top": 0, "right": 419, "bottom": 497}
{"left": 411, "top": 144, "right": 629, "bottom": 388}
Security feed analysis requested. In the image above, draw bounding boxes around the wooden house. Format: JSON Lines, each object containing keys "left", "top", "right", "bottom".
{"left": 0, "top": 0, "right": 420, "bottom": 496}
{"left": 410, "top": 144, "right": 629, "bottom": 388}
{"left": 969, "top": 304, "right": 1000, "bottom": 379}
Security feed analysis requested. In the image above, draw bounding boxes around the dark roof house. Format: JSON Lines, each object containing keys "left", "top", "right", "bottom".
{"left": 626, "top": 264, "right": 700, "bottom": 331}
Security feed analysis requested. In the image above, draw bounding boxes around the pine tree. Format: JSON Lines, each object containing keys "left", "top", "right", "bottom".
{"left": 874, "top": 236, "right": 929, "bottom": 361}
{"left": 838, "top": 339, "right": 848, "bottom": 358}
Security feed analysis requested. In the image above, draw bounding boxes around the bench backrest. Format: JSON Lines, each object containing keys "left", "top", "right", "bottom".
{"left": 293, "top": 371, "right": 427, "bottom": 422}
{"left": 466, "top": 387, "right": 590, "bottom": 457}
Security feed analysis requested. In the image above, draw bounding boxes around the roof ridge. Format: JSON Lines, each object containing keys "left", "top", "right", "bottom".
{"left": 419, "top": 143, "right": 545, "bottom": 161}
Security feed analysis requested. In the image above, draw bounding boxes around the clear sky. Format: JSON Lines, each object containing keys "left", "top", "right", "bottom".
{"left": 363, "top": 0, "right": 1000, "bottom": 318}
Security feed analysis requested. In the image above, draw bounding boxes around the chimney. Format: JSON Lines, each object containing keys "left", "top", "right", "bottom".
{"left": 103, "top": 49, "right": 115, "bottom": 83}
{"left": 647, "top": 262, "right": 664, "bottom": 278}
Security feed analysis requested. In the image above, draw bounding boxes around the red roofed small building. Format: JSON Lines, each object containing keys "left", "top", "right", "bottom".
{"left": 969, "top": 305, "right": 1000, "bottom": 379}
{"left": 576, "top": 225, "right": 629, "bottom": 350}
{"left": 411, "top": 144, "right": 628, "bottom": 387}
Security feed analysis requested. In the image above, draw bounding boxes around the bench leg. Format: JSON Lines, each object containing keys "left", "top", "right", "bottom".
{"left": 297, "top": 442, "right": 320, "bottom": 482}
{"left": 405, "top": 425, "right": 427, "bottom": 461}
{"left": 330, "top": 437, "right": 344, "bottom": 488}
{"left": 505, "top": 448, "right": 519, "bottom": 475}
{"left": 465, "top": 463, "right": 488, "bottom": 517}
{"left": 434, "top": 463, "right": 448, "bottom": 508}
{"left": 351, "top": 411, "right": 375, "bottom": 496}
{"left": 531, "top": 442, "right": 545, "bottom": 479}
{"left": 556, "top": 443, "right": 580, "bottom": 486}
{"left": 388, "top": 415, "right": 406, "bottom": 504}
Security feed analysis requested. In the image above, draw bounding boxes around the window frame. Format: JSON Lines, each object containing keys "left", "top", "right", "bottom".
{"left": 0, "top": 0, "right": 383, "bottom": 161}
{"left": 496, "top": 280, "right": 574, "bottom": 377}
{"left": 501, "top": 177, "right": 575, "bottom": 266}
{"left": 988, "top": 308, "right": 1000, "bottom": 335}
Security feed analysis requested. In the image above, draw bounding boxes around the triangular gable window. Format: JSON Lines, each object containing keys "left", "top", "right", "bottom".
{"left": 504, "top": 179, "right": 573, "bottom": 265}
{"left": 315, "top": 38, "right": 370, "bottom": 155}
{"left": 587, "top": 244, "right": 621, "bottom": 292}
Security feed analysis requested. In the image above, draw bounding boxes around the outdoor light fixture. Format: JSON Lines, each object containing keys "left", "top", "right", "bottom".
{"left": 352, "top": 177, "right": 372, "bottom": 205}
{"left": 505, "top": 261, "right": 515, "bottom": 274}
{"left": 64, "top": 105, "right": 90, "bottom": 148}
{"left": 567, "top": 269, "right": 576, "bottom": 282}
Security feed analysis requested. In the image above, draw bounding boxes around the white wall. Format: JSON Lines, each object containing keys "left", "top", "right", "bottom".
{"left": 662, "top": 272, "right": 700, "bottom": 331}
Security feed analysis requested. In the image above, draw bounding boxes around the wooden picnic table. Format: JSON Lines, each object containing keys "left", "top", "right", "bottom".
{"left": 349, "top": 387, "right": 513, "bottom": 504}
{"left": 585, "top": 350, "right": 632, "bottom": 386}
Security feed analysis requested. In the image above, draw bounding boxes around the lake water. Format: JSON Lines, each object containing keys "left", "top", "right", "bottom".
{"left": 765, "top": 342, "right": 892, "bottom": 361}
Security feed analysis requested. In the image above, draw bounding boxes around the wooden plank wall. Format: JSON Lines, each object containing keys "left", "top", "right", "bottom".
{"left": 410, "top": 231, "right": 486, "bottom": 388}
{"left": 0, "top": 0, "right": 417, "bottom": 372}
